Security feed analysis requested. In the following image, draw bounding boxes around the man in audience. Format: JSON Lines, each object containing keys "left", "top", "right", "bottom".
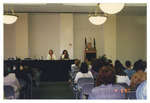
{"left": 89, "top": 66, "right": 127, "bottom": 99}
{"left": 124, "top": 60, "right": 136, "bottom": 79}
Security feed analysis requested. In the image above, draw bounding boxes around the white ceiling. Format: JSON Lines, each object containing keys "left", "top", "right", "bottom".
{"left": 4, "top": 3, "right": 146, "bottom": 15}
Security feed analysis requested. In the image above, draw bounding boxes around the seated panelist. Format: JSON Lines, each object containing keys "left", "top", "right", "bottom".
{"left": 60, "top": 50, "right": 69, "bottom": 60}
{"left": 47, "top": 49, "right": 56, "bottom": 60}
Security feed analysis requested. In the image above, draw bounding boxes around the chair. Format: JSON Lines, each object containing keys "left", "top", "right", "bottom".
{"left": 17, "top": 78, "right": 26, "bottom": 99}
{"left": 27, "top": 73, "right": 33, "bottom": 98}
{"left": 4, "top": 85, "right": 15, "bottom": 99}
{"left": 117, "top": 83, "right": 129, "bottom": 89}
{"left": 127, "top": 91, "right": 136, "bottom": 99}
{"left": 74, "top": 77, "right": 94, "bottom": 99}
{"left": 81, "top": 83, "right": 94, "bottom": 99}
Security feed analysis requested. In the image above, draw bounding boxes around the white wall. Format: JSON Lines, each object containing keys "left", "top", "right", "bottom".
{"left": 4, "top": 13, "right": 147, "bottom": 64}
{"left": 104, "top": 15, "right": 117, "bottom": 63}
{"left": 4, "top": 24, "right": 16, "bottom": 59}
{"left": 60, "top": 14, "right": 73, "bottom": 59}
{"left": 73, "top": 14, "right": 104, "bottom": 62}
{"left": 116, "top": 14, "right": 147, "bottom": 65}
{"left": 4, "top": 13, "right": 28, "bottom": 60}
{"left": 28, "top": 13, "right": 60, "bottom": 60}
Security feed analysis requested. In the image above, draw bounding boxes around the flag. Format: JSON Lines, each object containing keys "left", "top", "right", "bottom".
{"left": 85, "top": 37, "right": 87, "bottom": 50}
{"left": 94, "top": 38, "right": 96, "bottom": 50}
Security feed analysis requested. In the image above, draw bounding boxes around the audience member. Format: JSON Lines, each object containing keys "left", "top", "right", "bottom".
{"left": 115, "top": 60, "right": 126, "bottom": 70}
{"left": 13, "top": 62, "right": 31, "bottom": 85}
{"left": 90, "top": 59, "right": 106, "bottom": 75}
{"left": 115, "top": 61, "right": 130, "bottom": 86}
{"left": 89, "top": 66, "right": 126, "bottom": 99}
{"left": 124, "top": 60, "right": 136, "bottom": 79}
{"left": 47, "top": 49, "right": 56, "bottom": 60}
{"left": 4, "top": 65, "right": 20, "bottom": 99}
{"left": 133, "top": 59, "right": 145, "bottom": 71}
{"left": 71, "top": 59, "right": 81, "bottom": 74}
{"left": 136, "top": 81, "right": 147, "bottom": 99}
{"left": 106, "top": 59, "right": 114, "bottom": 68}
{"left": 130, "top": 70, "right": 147, "bottom": 89}
{"left": 60, "top": 50, "right": 70, "bottom": 60}
{"left": 74, "top": 62, "right": 93, "bottom": 83}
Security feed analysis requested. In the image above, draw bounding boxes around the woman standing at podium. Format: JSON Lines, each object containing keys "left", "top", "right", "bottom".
{"left": 60, "top": 50, "right": 69, "bottom": 60}
{"left": 47, "top": 49, "right": 56, "bottom": 60}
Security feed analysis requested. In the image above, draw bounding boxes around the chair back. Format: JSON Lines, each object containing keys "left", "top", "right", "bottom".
{"left": 17, "top": 78, "right": 25, "bottom": 87}
{"left": 82, "top": 83, "right": 94, "bottom": 96}
{"left": 4, "top": 85, "right": 14, "bottom": 98}
{"left": 77, "top": 77, "right": 94, "bottom": 88}
{"left": 117, "top": 83, "right": 129, "bottom": 89}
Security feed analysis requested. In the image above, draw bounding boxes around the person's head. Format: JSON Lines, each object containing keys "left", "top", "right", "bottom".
{"left": 62, "top": 50, "right": 68, "bottom": 55}
{"left": 49, "top": 49, "right": 53, "bottom": 55}
{"left": 75, "top": 59, "right": 81, "bottom": 66}
{"left": 96, "top": 66, "right": 116, "bottom": 86}
{"left": 125, "top": 60, "right": 131, "bottom": 68}
{"left": 106, "top": 59, "right": 113, "bottom": 68}
{"left": 133, "top": 59, "right": 145, "bottom": 71}
{"left": 87, "top": 42, "right": 92, "bottom": 48}
{"left": 130, "top": 70, "right": 147, "bottom": 88}
{"left": 92, "top": 59, "right": 107, "bottom": 73}
{"left": 80, "top": 62, "right": 88, "bottom": 73}
{"left": 115, "top": 60, "right": 126, "bottom": 76}
{"left": 4, "top": 64, "right": 9, "bottom": 77}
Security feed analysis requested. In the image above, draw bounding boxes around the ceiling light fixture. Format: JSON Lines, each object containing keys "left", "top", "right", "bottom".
{"left": 4, "top": 4, "right": 18, "bottom": 24}
{"left": 88, "top": 3, "right": 107, "bottom": 25}
{"left": 99, "top": 3, "right": 125, "bottom": 14}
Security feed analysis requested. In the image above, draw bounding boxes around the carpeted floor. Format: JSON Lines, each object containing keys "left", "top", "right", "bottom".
{"left": 33, "top": 82, "right": 75, "bottom": 99}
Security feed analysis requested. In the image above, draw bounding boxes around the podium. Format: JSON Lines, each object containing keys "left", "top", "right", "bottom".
{"left": 84, "top": 50, "right": 97, "bottom": 62}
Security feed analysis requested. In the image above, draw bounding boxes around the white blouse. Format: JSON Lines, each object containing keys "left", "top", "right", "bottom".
{"left": 47, "top": 54, "right": 56, "bottom": 60}
{"left": 116, "top": 75, "right": 131, "bottom": 86}
{"left": 74, "top": 71, "right": 93, "bottom": 83}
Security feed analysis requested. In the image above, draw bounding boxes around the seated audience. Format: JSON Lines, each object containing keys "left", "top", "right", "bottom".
{"left": 60, "top": 50, "right": 70, "bottom": 60}
{"left": 47, "top": 49, "right": 56, "bottom": 60}
{"left": 13, "top": 62, "right": 31, "bottom": 85}
{"left": 89, "top": 66, "right": 126, "bottom": 99}
{"left": 136, "top": 81, "right": 147, "bottom": 99}
{"left": 115, "top": 61, "right": 130, "bottom": 86}
{"left": 90, "top": 59, "right": 106, "bottom": 75}
{"left": 133, "top": 59, "right": 145, "bottom": 72}
{"left": 71, "top": 59, "right": 81, "bottom": 74}
{"left": 106, "top": 59, "right": 114, "bottom": 68}
{"left": 74, "top": 62, "right": 93, "bottom": 83}
{"left": 124, "top": 60, "right": 136, "bottom": 79}
{"left": 4, "top": 65, "right": 20, "bottom": 99}
{"left": 115, "top": 60, "right": 126, "bottom": 70}
{"left": 130, "top": 70, "right": 147, "bottom": 89}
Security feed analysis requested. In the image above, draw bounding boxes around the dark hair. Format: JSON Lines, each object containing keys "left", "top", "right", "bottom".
{"left": 96, "top": 66, "right": 116, "bottom": 86}
{"left": 75, "top": 59, "right": 81, "bottom": 66}
{"left": 62, "top": 50, "right": 69, "bottom": 59}
{"left": 115, "top": 60, "right": 126, "bottom": 76}
{"left": 4, "top": 64, "right": 9, "bottom": 77}
{"left": 80, "top": 62, "right": 88, "bottom": 73}
{"left": 106, "top": 59, "right": 113, "bottom": 68}
{"left": 125, "top": 60, "right": 131, "bottom": 68}
{"left": 133, "top": 59, "right": 145, "bottom": 71}
{"left": 91, "top": 59, "right": 107, "bottom": 73}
